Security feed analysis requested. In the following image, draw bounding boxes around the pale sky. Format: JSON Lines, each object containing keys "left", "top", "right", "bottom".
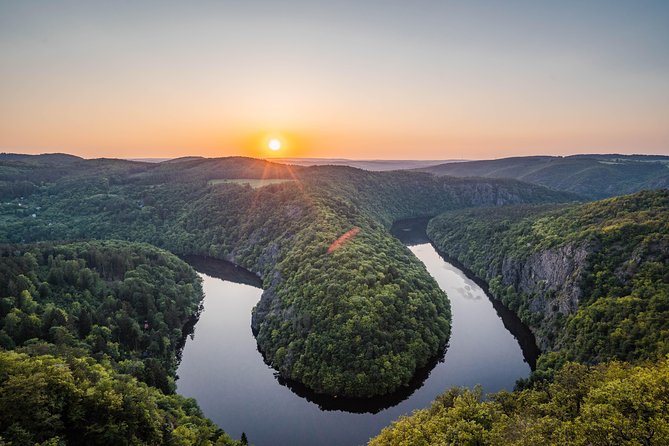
{"left": 1, "top": 0, "right": 668, "bottom": 159}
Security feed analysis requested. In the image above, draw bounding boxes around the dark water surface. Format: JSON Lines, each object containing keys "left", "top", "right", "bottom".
{"left": 177, "top": 220, "right": 537, "bottom": 445}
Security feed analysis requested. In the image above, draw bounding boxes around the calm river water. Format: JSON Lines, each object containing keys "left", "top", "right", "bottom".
{"left": 177, "top": 220, "right": 538, "bottom": 445}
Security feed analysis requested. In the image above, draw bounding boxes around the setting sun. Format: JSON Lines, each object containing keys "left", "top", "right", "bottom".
{"left": 268, "top": 138, "right": 282, "bottom": 151}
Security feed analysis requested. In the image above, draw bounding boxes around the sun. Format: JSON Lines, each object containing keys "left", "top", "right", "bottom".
{"left": 268, "top": 138, "right": 282, "bottom": 151}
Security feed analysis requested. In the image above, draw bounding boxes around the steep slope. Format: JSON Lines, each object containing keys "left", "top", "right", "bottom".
{"left": 427, "top": 190, "right": 669, "bottom": 368}
{"left": 372, "top": 189, "right": 669, "bottom": 446}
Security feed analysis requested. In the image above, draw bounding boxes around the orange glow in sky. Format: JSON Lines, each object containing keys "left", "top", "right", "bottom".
{"left": 1, "top": 2, "right": 668, "bottom": 160}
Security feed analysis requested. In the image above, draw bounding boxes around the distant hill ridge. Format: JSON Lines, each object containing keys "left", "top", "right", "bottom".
{"left": 416, "top": 154, "right": 669, "bottom": 199}
{"left": 4, "top": 152, "right": 669, "bottom": 200}
{"left": 0, "top": 152, "right": 83, "bottom": 165}
{"left": 268, "top": 157, "right": 458, "bottom": 171}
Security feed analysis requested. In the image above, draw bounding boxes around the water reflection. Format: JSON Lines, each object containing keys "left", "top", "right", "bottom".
{"left": 181, "top": 254, "right": 449, "bottom": 414}
{"left": 457, "top": 283, "right": 482, "bottom": 301}
{"left": 273, "top": 350, "right": 446, "bottom": 414}
{"left": 177, "top": 221, "right": 538, "bottom": 445}
{"left": 182, "top": 255, "right": 262, "bottom": 288}
{"left": 391, "top": 218, "right": 540, "bottom": 369}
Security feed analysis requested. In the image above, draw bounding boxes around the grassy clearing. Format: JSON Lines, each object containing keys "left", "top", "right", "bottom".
{"left": 208, "top": 178, "right": 294, "bottom": 188}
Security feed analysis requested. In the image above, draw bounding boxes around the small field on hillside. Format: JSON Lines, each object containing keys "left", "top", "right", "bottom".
{"left": 208, "top": 178, "right": 295, "bottom": 188}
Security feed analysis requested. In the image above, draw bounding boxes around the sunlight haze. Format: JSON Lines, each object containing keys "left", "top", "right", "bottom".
{"left": 1, "top": 0, "right": 668, "bottom": 159}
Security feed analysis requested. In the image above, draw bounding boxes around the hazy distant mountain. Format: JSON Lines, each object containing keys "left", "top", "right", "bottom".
{"left": 270, "top": 157, "right": 458, "bottom": 171}
{"left": 0, "top": 152, "right": 82, "bottom": 165}
{"left": 123, "top": 157, "right": 455, "bottom": 171}
{"left": 127, "top": 157, "right": 175, "bottom": 163}
{"left": 416, "top": 155, "right": 669, "bottom": 199}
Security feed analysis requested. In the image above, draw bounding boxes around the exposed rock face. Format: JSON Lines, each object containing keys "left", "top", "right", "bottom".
{"left": 426, "top": 204, "right": 600, "bottom": 353}
{"left": 494, "top": 242, "right": 591, "bottom": 350}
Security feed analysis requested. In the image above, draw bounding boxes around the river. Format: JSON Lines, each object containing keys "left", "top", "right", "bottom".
{"left": 176, "top": 219, "right": 538, "bottom": 445}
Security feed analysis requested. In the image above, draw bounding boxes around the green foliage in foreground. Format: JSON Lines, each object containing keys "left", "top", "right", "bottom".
{"left": 370, "top": 356, "right": 669, "bottom": 446}
{"left": 0, "top": 351, "right": 242, "bottom": 446}
{"left": 0, "top": 240, "right": 203, "bottom": 393}
{"left": 0, "top": 241, "right": 243, "bottom": 445}
{"left": 427, "top": 190, "right": 669, "bottom": 371}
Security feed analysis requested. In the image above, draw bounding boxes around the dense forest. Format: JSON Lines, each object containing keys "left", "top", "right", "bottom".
{"left": 370, "top": 189, "right": 669, "bottom": 445}
{"left": 0, "top": 240, "right": 203, "bottom": 392}
{"left": 3, "top": 153, "right": 669, "bottom": 445}
{"left": 0, "top": 352, "right": 243, "bottom": 446}
{"left": 0, "top": 155, "right": 574, "bottom": 397}
{"left": 416, "top": 154, "right": 669, "bottom": 199}
{"left": 0, "top": 241, "right": 245, "bottom": 445}
{"left": 427, "top": 190, "right": 669, "bottom": 375}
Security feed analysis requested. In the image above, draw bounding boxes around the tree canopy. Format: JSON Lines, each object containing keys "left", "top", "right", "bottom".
{"left": 427, "top": 190, "right": 669, "bottom": 374}
{"left": 370, "top": 356, "right": 669, "bottom": 446}
{"left": 0, "top": 351, "right": 243, "bottom": 446}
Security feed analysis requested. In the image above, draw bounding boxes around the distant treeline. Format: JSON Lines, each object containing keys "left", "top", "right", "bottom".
{"left": 416, "top": 154, "right": 669, "bottom": 199}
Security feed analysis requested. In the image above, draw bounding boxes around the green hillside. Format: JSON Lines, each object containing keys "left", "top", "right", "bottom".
{"left": 371, "top": 190, "right": 669, "bottom": 445}
{"left": 427, "top": 190, "right": 669, "bottom": 371}
{"left": 417, "top": 155, "right": 669, "bottom": 199}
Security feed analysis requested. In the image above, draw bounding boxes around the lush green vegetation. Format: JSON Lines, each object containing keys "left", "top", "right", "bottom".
{"left": 3, "top": 154, "right": 668, "bottom": 444}
{"left": 370, "top": 356, "right": 669, "bottom": 446}
{"left": 0, "top": 155, "right": 573, "bottom": 397}
{"left": 0, "top": 240, "right": 202, "bottom": 393}
{"left": 417, "top": 154, "right": 669, "bottom": 199}
{"left": 0, "top": 240, "right": 245, "bottom": 445}
{"left": 371, "top": 189, "right": 669, "bottom": 445}
{"left": 0, "top": 351, "right": 243, "bottom": 446}
{"left": 427, "top": 190, "right": 669, "bottom": 373}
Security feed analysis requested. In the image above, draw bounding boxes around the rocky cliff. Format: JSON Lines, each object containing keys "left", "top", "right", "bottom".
{"left": 493, "top": 241, "right": 591, "bottom": 350}
{"left": 427, "top": 190, "right": 669, "bottom": 368}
